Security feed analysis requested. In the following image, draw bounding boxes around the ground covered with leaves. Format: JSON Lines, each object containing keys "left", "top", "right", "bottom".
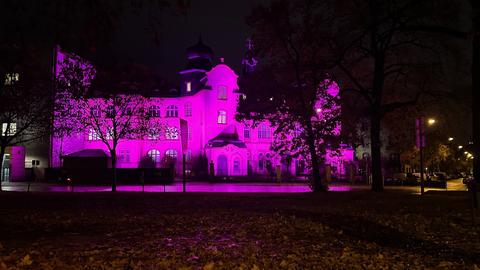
{"left": 0, "top": 190, "right": 479, "bottom": 269}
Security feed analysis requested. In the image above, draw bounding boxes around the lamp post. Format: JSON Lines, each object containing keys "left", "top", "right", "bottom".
{"left": 416, "top": 117, "right": 436, "bottom": 195}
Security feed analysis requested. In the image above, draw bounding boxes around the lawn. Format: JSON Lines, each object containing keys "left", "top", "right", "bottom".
{"left": 0, "top": 191, "right": 479, "bottom": 269}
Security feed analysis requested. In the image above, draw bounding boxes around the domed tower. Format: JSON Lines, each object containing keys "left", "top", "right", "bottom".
{"left": 179, "top": 36, "right": 214, "bottom": 95}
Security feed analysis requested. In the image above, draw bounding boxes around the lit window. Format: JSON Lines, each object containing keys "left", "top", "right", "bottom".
{"left": 166, "top": 105, "right": 178, "bottom": 118}
{"left": 87, "top": 128, "right": 99, "bottom": 141}
{"left": 1, "top": 123, "right": 16, "bottom": 136}
{"left": 165, "top": 126, "right": 179, "bottom": 140}
{"left": 244, "top": 128, "right": 250, "bottom": 139}
{"left": 184, "top": 103, "right": 192, "bottom": 117}
{"left": 258, "top": 125, "right": 271, "bottom": 139}
{"left": 148, "top": 128, "right": 160, "bottom": 140}
{"left": 4, "top": 73, "right": 19, "bottom": 85}
{"left": 148, "top": 105, "right": 161, "bottom": 117}
{"left": 165, "top": 149, "right": 178, "bottom": 159}
{"left": 217, "top": 110, "right": 227, "bottom": 124}
{"left": 186, "top": 81, "right": 192, "bottom": 92}
{"left": 148, "top": 149, "right": 161, "bottom": 164}
{"left": 218, "top": 85, "right": 227, "bottom": 100}
{"left": 106, "top": 128, "right": 113, "bottom": 140}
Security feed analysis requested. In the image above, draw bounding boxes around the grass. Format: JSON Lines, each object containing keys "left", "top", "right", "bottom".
{"left": 0, "top": 190, "right": 479, "bottom": 269}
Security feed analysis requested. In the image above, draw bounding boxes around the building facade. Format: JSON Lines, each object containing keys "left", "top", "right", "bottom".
{"left": 47, "top": 39, "right": 354, "bottom": 179}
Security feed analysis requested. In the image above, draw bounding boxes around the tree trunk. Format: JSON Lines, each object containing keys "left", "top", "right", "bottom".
{"left": 305, "top": 120, "right": 327, "bottom": 192}
{"left": 0, "top": 146, "right": 5, "bottom": 192}
{"left": 370, "top": 112, "right": 384, "bottom": 191}
{"left": 111, "top": 150, "right": 117, "bottom": 192}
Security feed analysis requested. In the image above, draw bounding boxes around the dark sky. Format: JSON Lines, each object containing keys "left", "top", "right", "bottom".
{"left": 113, "top": 0, "right": 259, "bottom": 79}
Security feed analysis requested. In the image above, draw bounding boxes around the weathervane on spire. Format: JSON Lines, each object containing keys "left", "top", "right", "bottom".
{"left": 242, "top": 37, "right": 258, "bottom": 76}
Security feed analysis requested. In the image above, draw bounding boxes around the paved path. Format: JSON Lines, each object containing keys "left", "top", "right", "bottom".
{"left": 0, "top": 179, "right": 467, "bottom": 193}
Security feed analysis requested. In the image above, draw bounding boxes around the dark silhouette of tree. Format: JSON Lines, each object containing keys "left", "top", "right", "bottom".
{"left": 239, "top": 1, "right": 342, "bottom": 191}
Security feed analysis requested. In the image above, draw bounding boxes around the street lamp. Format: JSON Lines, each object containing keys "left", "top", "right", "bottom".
{"left": 448, "top": 137, "right": 454, "bottom": 141}
{"left": 416, "top": 117, "right": 436, "bottom": 195}
{"left": 459, "top": 145, "right": 464, "bottom": 149}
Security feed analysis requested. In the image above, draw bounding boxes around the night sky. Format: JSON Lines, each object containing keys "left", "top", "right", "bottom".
{"left": 113, "top": 0, "right": 259, "bottom": 79}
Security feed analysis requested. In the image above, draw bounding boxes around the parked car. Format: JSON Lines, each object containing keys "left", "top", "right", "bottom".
{"left": 385, "top": 172, "right": 419, "bottom": 186}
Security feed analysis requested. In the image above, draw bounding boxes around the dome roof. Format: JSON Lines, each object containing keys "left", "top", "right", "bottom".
{"left": 186, "top": 36, "right": 214, "bottom": 60}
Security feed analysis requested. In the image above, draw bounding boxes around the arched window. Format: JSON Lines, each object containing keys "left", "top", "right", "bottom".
{"left": 87, "top": 128, "right": 99, "bottom": 141}
{"left": 165, "top": 149, "right": 178, "bottom": 159}
{"left": 218, "top": 85, "right": 227, "bottom": 100}
{"left": 166, "top": 105, "right": 178, "bottom": 118}
{"left": 258, "top": 125, "right": 271, "bottom": 139}
{"left": 148, "top": 105, "right": 161, "bottom": 117}
{"left": 217, "top": 110, "right": 227, "bottom": 124}
{"left": 147, "top": 149, "right": 161, "bottom": 164}
{"left": 184, "top": 102, "right": 192, "bottom": 117}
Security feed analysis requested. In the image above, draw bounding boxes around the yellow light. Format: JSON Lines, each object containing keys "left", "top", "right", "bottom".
{"left": 464, "top": 151, "right": 469, "bottom": 155}
{"left": 448, "top": 137, "right": 454, "bottom": 141}
{"left": 458, "top": 145, "right": 463, "bottom": 149}
{"left": 427, "top": 118, "right": 436, "bottom": 125}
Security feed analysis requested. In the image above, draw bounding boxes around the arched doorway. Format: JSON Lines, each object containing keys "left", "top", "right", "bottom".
{"left": 233, "top": 157, "right": 241, "bottom": 175}
{"left": 217, "top": 155, "right": 228, "bottom": 176}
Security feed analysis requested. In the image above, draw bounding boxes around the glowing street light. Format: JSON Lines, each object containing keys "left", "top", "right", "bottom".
{"left": 315, "top": 108, "right": 322, "bottom": 113}
{"left": 458, "top": 145, "right": 463, "bottom": 149}
{"left": 448, "top": 137, "right": 454, "bottom": 141}
{"left": 427, "top": 118, "right": 436, "bottom": 125}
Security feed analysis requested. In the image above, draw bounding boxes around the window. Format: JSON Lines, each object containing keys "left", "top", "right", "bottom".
{"left": 218, "top": 85, "right": 227, "bottom": 100}
{"left": 1, "top": 123, "right": 16, "bottom": 136}
{"left": 165, "top": 149, "right": 178, "bottom": 159}
{"left": 149, "top": 105, "right": 161, "bottom": 117}
{"left": 258, "top": 154, "right": 264, "bottom": 170}
{"left": 165, "top": 126, "right": 179, "bottom": 140}
{"left": 217, "top": 110, "right": 227, "bottom": 124}
{"left": 184, "top": 103, "right": 192, "bottom": 117}
{"left": 187, "top": 125, "right": 192, "bottom": 140}
{"left": 91, "top": 106, "right": 101, "bottom": 117}
{"left": 244, "top": 128, "right": 250, "bottom": 139}
{"left": 233, "top": 158, "right": 240, "bottom": 174}
{"left": 87, "top": 128, "right": 99, "bottom": 141}
{"left": 118, "top": 150, "right": 130, "bottom": 162}
{"left": 106, "top": 106, "right": 114, "bottom": 118}
{"left": 148, "top": 149, "right": 161, "bottom": 164}
{"left": 186, "top": 150, "right": 192, "bottom": 162}
{"left": 147, "top": 128, "right": 160, "bottom": 140}
{"left": 166, "top": 105, "right": 178, "bottom": 118}
{"left": 106, "top": 128, "right": 113, "bottom": 140}
{"left": 186, "top": 81, "right": 192, "bottom": 92}
{"left": 258, "top": 125, "right": 271, "bottom": 139}
{"left": 4, "top": 73, "right": 19, "bottom": 85}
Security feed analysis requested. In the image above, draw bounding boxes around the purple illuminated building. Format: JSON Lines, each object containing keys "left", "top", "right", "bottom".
{"left": 3, "top": 39, "right": 354, "bottom": 181}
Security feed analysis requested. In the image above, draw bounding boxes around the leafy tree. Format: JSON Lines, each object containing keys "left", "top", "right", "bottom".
{"left": 55, "top": 54, "right": 164, "bottom": 192}
{"left": 238, "top": 0, "right": 342, "bottom": 191}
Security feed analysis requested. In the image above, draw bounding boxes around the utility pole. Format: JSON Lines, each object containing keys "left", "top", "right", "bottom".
{"left": 182, "top": 153, "right": 186, "bottom": 193}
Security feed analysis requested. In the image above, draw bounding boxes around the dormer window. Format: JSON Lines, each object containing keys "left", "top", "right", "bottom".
{"left": 186, "top": 81, "right": 192, "bottom": 92}
{"left": 218, "top": 85, "right": 227, "bottom": 100}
